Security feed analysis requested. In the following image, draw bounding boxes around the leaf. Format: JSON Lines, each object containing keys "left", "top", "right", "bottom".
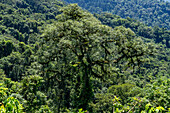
{"left": 148, "top": 109, "right": 152, "bottom": 113}
{"left": 72, "top": 64, "right": 78, "bottom": 67}
{"left": 145, "top": 103, "right": 152, "bottom": 111}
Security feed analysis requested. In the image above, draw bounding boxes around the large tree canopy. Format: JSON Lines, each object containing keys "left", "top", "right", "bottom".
{"left": 39, "top": 4, "right": 154, "bottom": 111}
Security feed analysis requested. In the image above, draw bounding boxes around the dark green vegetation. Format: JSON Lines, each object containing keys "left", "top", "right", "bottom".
{"left": 94, "top": 13, "right": 170, "bottom": 48}
{"left": 64, "top": 0, "right": 170, "bottom": 30}
{"left": 0, "top": 0, "right": 169, "bottom": 112}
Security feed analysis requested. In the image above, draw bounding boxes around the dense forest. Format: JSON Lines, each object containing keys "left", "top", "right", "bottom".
{"left": 64, "top": 0, "right": 170, "bottom": 30}
{"left": 0, "top": 0, "right": 169, "bottom": 112}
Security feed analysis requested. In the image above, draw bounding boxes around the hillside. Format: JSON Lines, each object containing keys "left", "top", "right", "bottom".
{"left": 0, "top": 0, "right": 64, "bottom": 43}
{"left": 94, "top": 13, "right": 170, "bottom": 48}
{"left": 64, "top": 0, "right": 170, "bottom": 30}
{"left": 0, "top": 0, "right": 169, "bottom": 112}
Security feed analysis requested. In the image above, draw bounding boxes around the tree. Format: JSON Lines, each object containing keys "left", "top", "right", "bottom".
{"left": 0, "top": 74, "right": 24, "bottom": 113}
{"left": 0, "top": 40, "right": 14, "bottom": 59}
{"left": 38, "top": 4, "right": 154, "bottom": 111}
{"left": 21, "top": 75, "right": 48, "bottom": 112}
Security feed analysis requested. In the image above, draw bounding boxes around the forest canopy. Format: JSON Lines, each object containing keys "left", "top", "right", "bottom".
{"left": 0, "top": 0, "right": 169, "bottom": 112}
{"left": 64, "top": 0, "right": 170, "bottom": 30}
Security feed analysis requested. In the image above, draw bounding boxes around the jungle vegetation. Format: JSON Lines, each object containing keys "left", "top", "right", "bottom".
{"left": 0, "top": 0, "right": 169, "bottom": 112}
{"left": 64, "top": 0, "right": 170, "bottom": 30}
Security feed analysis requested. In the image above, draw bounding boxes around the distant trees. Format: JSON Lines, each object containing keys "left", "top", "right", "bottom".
{"left": 94, "top": 13, "right": 170, "bottom": 48}
{"left": 0, "top": 40, "right": 14, "bottom": 59}
{"left": 0, "top": 0, "right": 63, "bottom": 44}
{"left": 65, "top": 0, "right": 170, "bottom": 30}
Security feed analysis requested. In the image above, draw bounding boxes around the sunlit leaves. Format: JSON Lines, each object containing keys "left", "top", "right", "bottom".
{"left": 0, "top": 79, "right": 23, "bottom": 113}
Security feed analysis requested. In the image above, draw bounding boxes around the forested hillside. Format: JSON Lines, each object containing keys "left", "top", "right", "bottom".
{"left": 64, "top": 0, "right": 170, "bottom": 30}
{"left": 94, "top": 13, "right": 170, "bottom": 48}
{"left": 0, "top": 0, "right": 169, "bottom": 113}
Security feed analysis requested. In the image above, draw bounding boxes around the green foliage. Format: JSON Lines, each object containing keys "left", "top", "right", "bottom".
{"left": 65, "top": 0, "right": 170, "bottom": 30}
{"left": 89, "top": 93, "right": 114, "bottom": 112}
{"left": 0, "top": 52, "right": 27, "bottom": 81}
{"left": 0, "top": 0, "right": 169, "bottom": 112}
{"left": 0, "top": 77, "right": 23, "bottom": 113}
{"left": 40, "top": 3, "right": 155, "bottom": 112}
{"left": 0, "top": 40, "right": 14, "bottom": 59}
{"left": 139, "top": 78, "right": 170, "bottom": 111}
{"left": 94, "top": 13, "right": 170, "bottom": 48}
{"left": 108, "top": 83, "right": 136, "bottom": 104}
{"left": 0, "top": 0, "right": 63, "bottom": 44}
{"left": 78, "top": 108, "right": 88, "bottom": 113}
{"left": 21, "top": 75, "right": 47, "bottom": 112}
{"left": 0, "top": 97, "right": 23, "bottom": 113}
{"left": 117, "top": 78, "right": 170, "bottom": 113}
{"left": 37, "top": 105, "right": 52, "bottom": 113}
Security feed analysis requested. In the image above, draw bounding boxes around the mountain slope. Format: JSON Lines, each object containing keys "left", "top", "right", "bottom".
{"left": 64, "top": 0, "right": 170, "bottom": 30}
{"left": 94, "top": 13, "right": 170, "bottom": 48}
{"left": 0, "top": 0, "right": 64, "bottom": 44}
